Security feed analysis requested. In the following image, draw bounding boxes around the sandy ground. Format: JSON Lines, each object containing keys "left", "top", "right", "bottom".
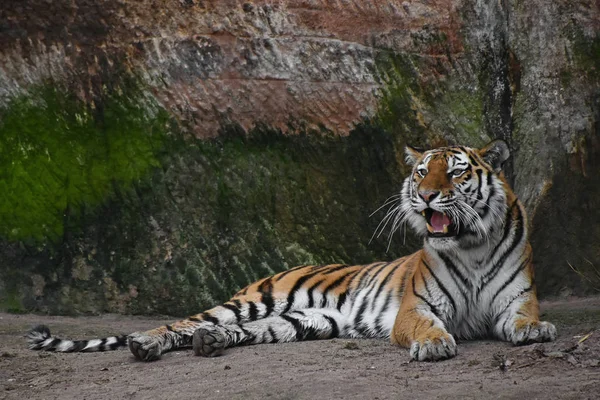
{"left": 1, "top": 298, "right": 600, "bottom": 400}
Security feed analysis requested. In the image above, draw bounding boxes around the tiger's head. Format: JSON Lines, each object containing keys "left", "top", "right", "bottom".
{"left": 398, "top": 140, "right": 512, "bottom": 251}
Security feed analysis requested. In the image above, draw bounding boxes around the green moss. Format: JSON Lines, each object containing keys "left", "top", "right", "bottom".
{"left": 0, "top": 81, "right": 168, "bottom": 244}
{"left": 572, "top": 34, "right": 600, "bottom": 81}
{"left": 0, "top": 286, "right": 25, "bottom": 314}
{"left": 564, "top": 23, "right": 600, "bottom": 82}
{"left": 432, "top": 87, "right": 485, "bottom": 144}
{"left": 375, "top": 52, "right": 427, "bottom": 146}
{"left": 105, "top": 122, "right": 414, "bottom": 314}
{"left": 374, "top": 52, "right": 486, "bottom": 149}
{"left": 1, "top": 102, "right": 419, "bottom": 315}
{"left": 1, "top": 47, "right": 490, "bottom": 316}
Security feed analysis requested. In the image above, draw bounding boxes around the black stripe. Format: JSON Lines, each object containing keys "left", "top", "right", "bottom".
{"left": 282, "top": 267, "right": 344, "bottom": 314}
{"left": 47, "top": 338, "right": 61, "bottom": 351}
{"left": 323, "top": 265, "right": 348, "bottom": 274}
{"left": 502, "top": 317, "right": 510, "bottom": 339}
{"left": 336, "top": 292, "right": 347, "bottom": 311}
{"left": 320, "top": 270, "right": 358, "bottom": 307}
{"left": 468, "top": 154, "right": 480, "bottom": 167}
{"left": 489, "top": 202, "right": 517, "bottom": 262}
{"left": 364, "top": 262, "right": 390, "bottom": 287}
{"left": 201, "top": 312, "right": 220, "bottom": 325}
{"left": 248, "top": 302, "right": 259, "bottom": 321}
{"left": 411, "top": 276, "right": 442, "bottom": 319}
{"left": 306, "top": 279, "right": 325, "bottom": 308}
{"left": 166, "top": 325, "right": 175, "bottom": 332}
{"left": 353, "top": 299, "right": 370, "bottom": 333}
{"left": 374, "top": 290, "right": 394, "bottom": 335}
{"left": 491, "top": 255, "right": 531, "bottom": 302}
{"left": 353, "top": 265, "right": 389, "bottom": 324}
{"left": 480, "top": 173, "right": 495, "bottom": 218}
{"left": 222, "top": 303, "right": 242, "bottom": 322}
{"left": 437, "top": 253, "right": 470, "bottom": 306}
{"left": 281, "top": 315, "right": 303, "bottom": 341}
{"left": 437, "top": 199, "right": 455, "bottom": 205}
{"left": 438, "top": 252, "right": 471, "bottom": 290}
{"left": 281, "top": 272, "right": 318, "bottom": 314}
{"left": 71, "top": 340, "right": 87, "bottom": 352}
{"left": 110, "top": 336, "right": 127, "bottom": 350}
{"left": 423, "top": 259, "right": 457, "bottom": 313}
{"left": 354, "top": 264, "right": 379, "bottom": 289}
{"left": 479, "top": 203, "right": 525, "bottom": 296}
{"left": 259, "top": 279, "right": 275, "bottom": 317}
{"left": 273, "top": 265, "right": 310, "bottom": 282}
{"left": 323, "top": 315, "right": 340, "bottom": 338}
{"left": 421, "top": 270, "right": 433, "bottom": 297}
{"left": 352, "top": 263, "right": 396, "bottom": 333}
{"left": 240, "top": 326, "right": 255, "bottom": 345}
{"left": 476, "top": 169, "right": 484, "bottom": 200}
{"left": 398, "top": 264, "right": 410, "bottom": 296}
{"left": 323, "top": 264, "right": 353, "bottom": 275}
{"left": 268, "top": 327, "right": 278, "bottom": 342}
{"left": 493, "top": 285, "right": 533, "bottom": 326}
{"left": 303, "top": 325, "right": 320, "bottom": 341}
{"left": 98, "top": 338, "right": 108, "bottom": 352}
{"left": 370, "top": 263, "right": 401, "bottom": 311}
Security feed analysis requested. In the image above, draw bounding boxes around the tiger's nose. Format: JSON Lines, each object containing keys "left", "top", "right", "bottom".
{"left": 418, "top": 190, "right": 440, "bottom": 203}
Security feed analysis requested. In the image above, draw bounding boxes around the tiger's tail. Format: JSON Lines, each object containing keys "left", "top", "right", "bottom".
{"left": 26, "top": 325, "right": 128, "bottom": 352}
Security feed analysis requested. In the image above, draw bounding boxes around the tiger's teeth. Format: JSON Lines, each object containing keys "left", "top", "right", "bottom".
{"left": 443, "top": 224, "right": 448, "bottom": 234}
{"left": 421, "top": 211, "right": 426, "bottom": 217}
{"left": 426, "top": 223, "right": 434, "bottom": 233}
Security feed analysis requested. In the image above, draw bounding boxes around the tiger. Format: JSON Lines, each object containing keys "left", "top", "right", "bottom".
{"left": 26, "top": 140, "right": 556, "bottom": 362}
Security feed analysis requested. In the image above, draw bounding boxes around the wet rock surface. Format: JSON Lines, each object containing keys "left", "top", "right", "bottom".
{"left": 0, "top": 0, "right": 599, "bottom": 313}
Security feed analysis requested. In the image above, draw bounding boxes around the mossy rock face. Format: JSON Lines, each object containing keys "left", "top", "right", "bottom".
{"left": 0, "top": 84, "right": 167, "bottom": 244}
{"left": 1, "top": 0, "right": 599, "bottom": 315}
{"left": 0, "top": 42, "right": 492, "bottom": 316}
{"left": 0, "top": 80, "right": 427, "bottom": 315}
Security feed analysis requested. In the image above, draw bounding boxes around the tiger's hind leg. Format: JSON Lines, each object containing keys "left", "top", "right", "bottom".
{"left": 193, "top": 308, "right": 346, "bottom": 357}
{"left": 128, "top": 300, "right": 256, "bottom": 361}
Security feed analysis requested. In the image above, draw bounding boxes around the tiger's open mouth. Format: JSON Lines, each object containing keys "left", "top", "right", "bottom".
{"left": 421, "top": 209, "right": 459, "bottom": 237}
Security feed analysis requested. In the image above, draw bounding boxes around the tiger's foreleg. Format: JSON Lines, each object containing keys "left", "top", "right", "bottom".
{"left": 493, "top": 284, "right": 557, "bottom": 345}
{"left": 193, "top": 309, "right": 346, "bottom": 357}
{"left": 390, "top": 272, "right": 457, "bottom": 361}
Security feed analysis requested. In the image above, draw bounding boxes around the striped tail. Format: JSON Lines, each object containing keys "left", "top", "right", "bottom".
{"left": 26, "top": 325, "right": 128, "bottom": 352}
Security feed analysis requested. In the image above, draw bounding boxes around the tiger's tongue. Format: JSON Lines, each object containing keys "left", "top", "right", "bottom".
{"left": 430, "top": 211, "right": 451, "bottom": 232}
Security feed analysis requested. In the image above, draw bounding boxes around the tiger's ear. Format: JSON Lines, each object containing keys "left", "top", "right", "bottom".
{"left": 404, "top": 145, "right": 423, "bottom": 166}
{"left": 479, "top": 139, "right": 510, "bottom": 173}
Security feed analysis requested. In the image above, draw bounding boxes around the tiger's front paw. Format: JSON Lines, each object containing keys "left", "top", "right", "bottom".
{"left": 410, "top": 334, "right": 457, "bottom": 361}
{"left": 193, "top": 327, "right": 226, "bottom": 357}
{"left": 128, "top": 332, "right": 163, "bottom": 361}
{"left": 511, "top": 320, "right": 557, "bottom": 345}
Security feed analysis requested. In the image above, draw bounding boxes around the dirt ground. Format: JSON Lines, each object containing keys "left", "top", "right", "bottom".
{"left": 1, "top": 298, "right": 599, "bottom": 400}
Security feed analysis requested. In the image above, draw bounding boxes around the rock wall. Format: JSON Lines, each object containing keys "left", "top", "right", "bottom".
{"left": 0, "top": 0, "right": 598, "bottom": 314}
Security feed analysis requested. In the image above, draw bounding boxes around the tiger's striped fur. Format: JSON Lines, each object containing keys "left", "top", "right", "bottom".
{"left": 27, "top": 140, "right": 556, "bottom": 361}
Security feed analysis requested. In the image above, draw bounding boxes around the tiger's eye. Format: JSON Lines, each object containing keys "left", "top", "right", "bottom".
{"left": 417, "top": 168, "right": 428, "bottom": 177}
{"left": 451, "top": 169, "right": 465, "bottom": 177}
